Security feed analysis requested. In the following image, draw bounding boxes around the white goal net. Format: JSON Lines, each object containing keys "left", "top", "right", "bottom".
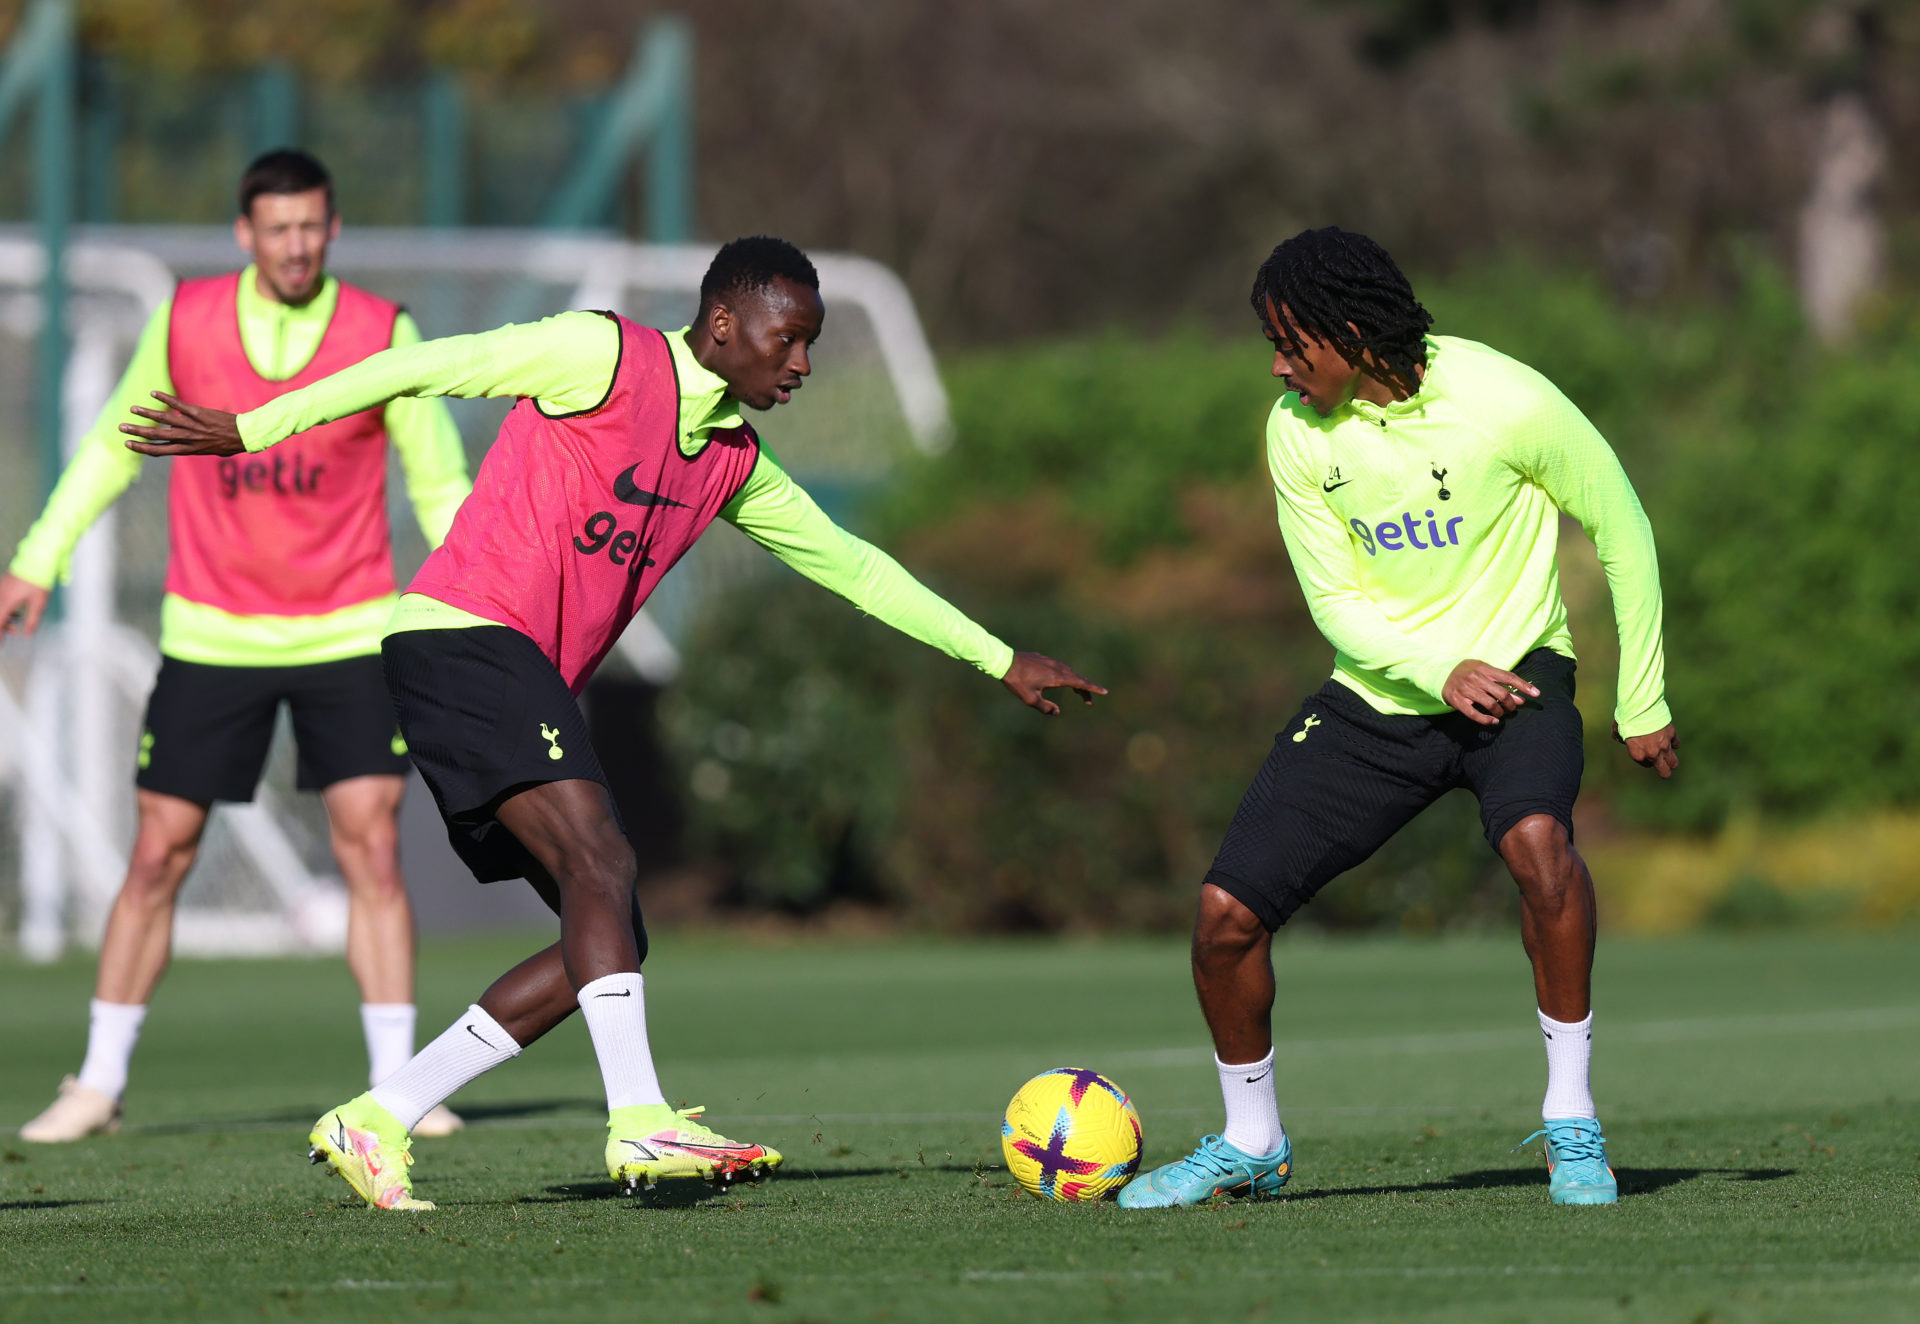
{"left": 0, "top": 225, "right": 947, "bottom": 959}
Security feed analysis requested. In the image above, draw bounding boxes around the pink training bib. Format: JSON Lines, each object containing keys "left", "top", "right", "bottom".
{"left": 406, "top": 316, "right": 761, "bottom": 693}
{"left": 164, "top": 273, "right": 400, "bottom": 617}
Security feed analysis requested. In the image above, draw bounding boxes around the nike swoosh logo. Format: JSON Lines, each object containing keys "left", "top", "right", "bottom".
{"left": 594, "top": 989, "right": 633, "bottom": 998}
{"left": 466, "top": 1024, "right": 495, "bottom": 1049}
{"left": 1244, "top": 1069, "right": 1272, "bottom": 1084}
{"left": 613, "top": 465, "right": 688, "bottom": 508}
{"left": 1322, "top": 480, "right": 1353, "bottom": 492}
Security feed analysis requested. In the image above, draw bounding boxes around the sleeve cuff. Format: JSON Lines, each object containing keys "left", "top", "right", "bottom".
{"left": 6, "top": 548, "right": 62, "bottom": 589}
{"left": 980, "top": 639, "right": 1016, "bottom": 680}
{"left": 1615, "top": 700, "right": 1672, "bottom": 740}
{"left": 237, "top": 408, "right": 277, "bottom": 452}
{"left": 1409, "top": 655, "right": 1459, "bottom": 705}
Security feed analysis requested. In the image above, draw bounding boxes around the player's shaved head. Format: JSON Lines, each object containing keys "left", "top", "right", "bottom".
{"left": 697, "top": 236, "right": 819, "bottom": 319}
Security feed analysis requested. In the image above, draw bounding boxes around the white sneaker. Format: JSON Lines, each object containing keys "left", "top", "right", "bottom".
{"left": 411, "top": 1103, "right": 465, "bottom": 1138}
{"left": 19, "top": 1076, "right": 121, "bottom": 1143}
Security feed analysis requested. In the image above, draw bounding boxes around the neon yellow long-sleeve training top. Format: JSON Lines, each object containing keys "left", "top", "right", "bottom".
{"left": 233, "top": 311, "right": 1016, "bottom": 679}
{"left": 1267, "top": 335, "right": 1670, "bottom": 738}
{"left": 8, "top": 267, "right": 472, "bottom": 666}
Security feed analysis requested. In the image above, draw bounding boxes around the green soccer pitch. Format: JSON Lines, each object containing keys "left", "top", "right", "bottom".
{"left": 2, "top": 930, "right": 1916, "bottom": 1322}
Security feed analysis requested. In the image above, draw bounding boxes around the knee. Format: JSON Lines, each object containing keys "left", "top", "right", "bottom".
{"left": 556, "top": 833, "right": 638, "bottom": 905}
{"left": 1502, "top": 815, "right": 1580, "bottom": 900}
{"left": 332, "top": 816, "right": 399, "bottom": 871}
{"left": 124, "top": 833, "right": 197, "bottom": 902}
{"left": 1193, "top": 884, "right": 1267, "bottom": 961}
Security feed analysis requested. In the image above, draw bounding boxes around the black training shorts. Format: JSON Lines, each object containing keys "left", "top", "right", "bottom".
{"left": 381, "top": 625, "right": 621, "bottom": 884}
{"left": 136, "top": 653, "right": 409, "bottom": 804}
{"left": 1204, "top": 647, "right": 1584, "bottom": 931}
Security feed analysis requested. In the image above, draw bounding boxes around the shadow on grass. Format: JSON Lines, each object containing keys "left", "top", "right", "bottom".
{"left": 123, "top": 1113, "right": 319, "bottom": 1135}
{"left": 1287, "top": 1166, "right": 1795, "bottom": 1201}
{"left": 446, "top": 1099, "right": 601, "bottom": 1124}
{"left": 0, "top": 1199, "right": 109, "bottom": 1211}
{"left": 511, "top": 1180, "right": 750, "bottom": 1209}
{"left": 785, "top": 1164, "right": 985, "bottom": 1180}
{"left": 497, "top": 1163, "right": 989, "bottom": 1207}
{"left": 120, "top": 1098, "right": 605, "bottom": 1137}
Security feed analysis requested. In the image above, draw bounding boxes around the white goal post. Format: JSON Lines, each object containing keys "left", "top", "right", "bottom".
{"left": 0, "top": 226, "right": 948, "bottom": 960}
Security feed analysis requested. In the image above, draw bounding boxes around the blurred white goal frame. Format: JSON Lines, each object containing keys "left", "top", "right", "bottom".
{"left": 0, "top": 227, "right": 950, "bottom": 961}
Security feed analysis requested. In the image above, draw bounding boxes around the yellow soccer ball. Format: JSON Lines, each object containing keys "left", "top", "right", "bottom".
{"left": 1001, "top": 1067, "right": 1143, "bottom": 1201}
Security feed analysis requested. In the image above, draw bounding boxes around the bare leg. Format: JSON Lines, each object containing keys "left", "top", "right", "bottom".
{"left": 94, "top": 791, "right": 211, "bottom": 1005}
{"left": 1498, "top": 814, "right": 1595, "bottom": 1022}
{"left": 321, "top": 774, "right": 414, "bottom": 1006}
{"left": 474, "top": 780, "right": 645, "bottom": 1047}
{"left": 1191, "top": 883, "right": 1276, "bottom": 1064}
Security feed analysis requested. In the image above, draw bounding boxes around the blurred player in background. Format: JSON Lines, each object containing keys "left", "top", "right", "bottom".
{"left": 0, "top": 150, "right": 472, "bottom": 1142}
{"left": 1119, "top": 227, "right": 1679, "bottom": 1210}
{"left": 124, "top": 235, "right": 1105, "bottom": 1210}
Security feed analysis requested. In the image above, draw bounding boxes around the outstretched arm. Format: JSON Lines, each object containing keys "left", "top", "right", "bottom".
{"left": 721, "top": 451, "right": 1106, "bottom": 714}
{"left": 382, "top": 312, "right": 473, "bottom": 547}
{"left": 121, "top": 311, "right": 620, "bottom": 457}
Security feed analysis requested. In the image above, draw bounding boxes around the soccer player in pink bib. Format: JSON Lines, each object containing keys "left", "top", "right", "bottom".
{"left": 124, "top": 236, "right": 1105, "bottom": 1210}
{"left": 1, "top": 150, "right": 471, "bottom": 1144}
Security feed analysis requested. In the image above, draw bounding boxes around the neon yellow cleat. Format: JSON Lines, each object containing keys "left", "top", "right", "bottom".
{"left": 605, "top": 1104, "right": 783, "bottom": 1195}
{"left": 307, "top": 1094, "right": 435, "bottom": 1211}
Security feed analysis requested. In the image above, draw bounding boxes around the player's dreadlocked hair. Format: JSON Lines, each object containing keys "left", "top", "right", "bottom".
{"left": 1250, "top": 227, "right": 1434, "bottom": 398}
{"left": 698, "top": 236, "right": 819, "bottom": 315}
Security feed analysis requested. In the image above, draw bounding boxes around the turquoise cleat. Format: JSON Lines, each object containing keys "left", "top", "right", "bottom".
{"left": 1516, "top": 1117, "right": 1618, "bottom": 1205}
{"left": 1116, "top": 1133, "right": 1291, "bottom": 1209}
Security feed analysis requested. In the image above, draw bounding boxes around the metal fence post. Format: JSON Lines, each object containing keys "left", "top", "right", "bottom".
{"left": 540, "top": 14, "right": 695, "bottom": 242}
{"left": 33, "top": 0, "right": 73, "bottom": 507}
{"left": 250, "top": 60, "right": 300, "bottom": 155}
{"left": 422, "top": 70, "right": 465, "bottom": 228}
{"left": 645, "top": 16, "right": 693, "bottom": 244}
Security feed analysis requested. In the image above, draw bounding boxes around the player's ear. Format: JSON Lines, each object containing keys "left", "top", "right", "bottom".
{"left": 326, "top": 211, "right": 342, "bottom": 245}
{"left": 706, "top": 300, "right": 734, "bottom": 346}
{"left": 234, "top": 211, "right": 255, "bottom": 257}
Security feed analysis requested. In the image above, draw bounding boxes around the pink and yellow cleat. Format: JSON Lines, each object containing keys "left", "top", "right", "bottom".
{"left": 307, "top": 1095, "right": 435, "bottom": 1211}
{"left": 605, "top": 1104, "right": 782, "bottom": 1195}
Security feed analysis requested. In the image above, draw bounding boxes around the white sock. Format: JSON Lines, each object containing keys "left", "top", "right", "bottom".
{"left": 369, "top": 1004, "right": 519, "bottom": 1131}
{"left": 1539, "top": 1009, "right": 1596, "bottom": 1120}
{"left": 577, "top": 972, "right": 666, "bottom": 1110}
{"left": 1217, "top": 1049, "right": 1285, "bottom": 1157}
{"left": 76, "top": 1000, "right": 147, "bottom": 1102}
{"left": 360, "top": 1003, "right": 418, "bottom": 1087}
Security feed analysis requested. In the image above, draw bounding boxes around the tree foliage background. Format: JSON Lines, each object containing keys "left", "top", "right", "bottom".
{"left": 3, "top": 0, "right": 1916, "bottom": 928}
{"left": 2, "top": 0, "right": 1915, "bottom": 339}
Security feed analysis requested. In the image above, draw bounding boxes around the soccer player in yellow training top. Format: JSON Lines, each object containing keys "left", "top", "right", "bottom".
{"left": 0, "top": 150, "right": 472, "bottom": 1142}
{"left": 1118, "top": 227, "right": 1680, "bottom": 1210}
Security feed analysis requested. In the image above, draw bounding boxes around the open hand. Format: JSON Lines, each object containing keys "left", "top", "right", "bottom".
{"left": 120, "top": 392, "right": 245, "bottom": 456}
{"left": 1442, "top": 658, "right": 1539, "bottom": 727}
{"left": 1001, "top": 651, "right": 1108, "bottom": 716}
{"left": 1614, "top": 721, "right": 1680, "bottom": 779}
{"left": 0, "top": 571, "right": 51, "bottom": 641}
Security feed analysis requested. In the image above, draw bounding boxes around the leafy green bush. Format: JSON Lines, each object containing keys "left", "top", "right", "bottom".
{"left": 664, "top": 258, "right": 1920, "bottom": 927}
